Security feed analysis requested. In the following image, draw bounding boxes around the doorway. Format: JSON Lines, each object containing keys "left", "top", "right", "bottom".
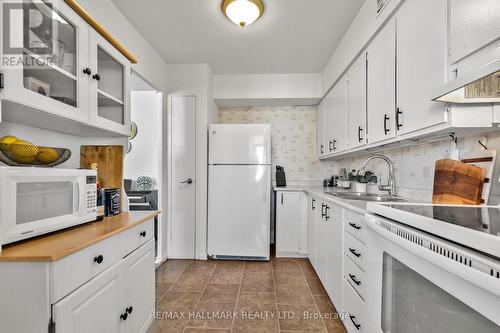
{"left": 125, "top": 71, "right": 165, "bottom": 265}
{"left": 169, "top": 95, "right": 197, "bottom": 259}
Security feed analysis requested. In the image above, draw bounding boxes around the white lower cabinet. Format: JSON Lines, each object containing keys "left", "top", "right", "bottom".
{"left": 276, "top": 191, "right": 307, "bottom": 257}
{"left": 326, "top": 204, "right": 344, "bottom": 311}
{"left": 315, "top": 200, "right": 328, "bottom": 282}
{"left": 307, "top": 195, "right": 318, "bottom": 268}
{"left": 0, "top": 219, "right": 155, "bottom": 333}
{"left": 53, "top": 259, "right": 125, "bottom": 333}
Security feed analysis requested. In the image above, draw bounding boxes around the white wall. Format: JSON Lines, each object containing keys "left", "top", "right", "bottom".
{"left": 213, "top": 74, "right": 322, "bottom": 107}
{"left": 321, "top": 0, "right": 402, "bottom": 95}
{"left": 125, "top": 91, "right": 162, "bottom": 185}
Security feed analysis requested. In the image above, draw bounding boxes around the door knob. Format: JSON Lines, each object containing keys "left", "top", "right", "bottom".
{"left": 180, "top": 178, "right": 193, "bottom": 184}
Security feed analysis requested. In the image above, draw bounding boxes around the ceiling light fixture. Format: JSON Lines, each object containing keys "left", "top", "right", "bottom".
{"left": 222, "top": 0, "right": 264, "bottom": 28}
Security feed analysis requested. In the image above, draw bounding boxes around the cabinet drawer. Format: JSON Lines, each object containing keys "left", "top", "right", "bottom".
{"left": 344, "top": 210, "right": 366, "bottom": 244}
{"left": 344, "top": 256, "right": 366, "bottom": 300}
{"left": 50, "top": 231, "right": 125, "bottom": 303}
{"left": 343, "top": 279, "right": 365, "bottom": 333}
{"left": 344, "top": 232, "right": 366, "bottom": 272}
{"left": 50, "top": 219, "right": 154, "bottom": 303}
{"left": 122, "top": 219, "right": 154, "bottom": 257}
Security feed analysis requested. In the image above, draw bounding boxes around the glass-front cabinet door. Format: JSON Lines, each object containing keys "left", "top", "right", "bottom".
{"left": 1, "top": 0, "right": 89, "bottom": 122}
{"left": 88, "top": 32, "right": 130, "bottom": 136}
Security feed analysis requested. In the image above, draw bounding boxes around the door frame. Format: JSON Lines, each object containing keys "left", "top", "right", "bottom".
{"left": 129, "top": 69, "right": 165, "bottom": 265}
{"left": 167, "top": 93, "right": 198, "bottom": 259}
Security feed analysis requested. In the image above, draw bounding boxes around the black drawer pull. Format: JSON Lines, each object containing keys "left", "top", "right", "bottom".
{"left": 93, "top": 255, "right": 104, "bottom": 264}
{"left": 349, "top": 222, "right": 361, "bottom": 230}
{"left": 349, "top": 273, "right": 361, "bottom": 286}
{"left": 140, "top": 231, "right": 147, "bottom": 237}
{"left": 92, "top": 73, "right": 101, "bottom": 81}
{"left": 82, "top": 67, "right": 92, "bottom": 75}
{"left": 126, "top": 306, "right": 133, "bottom": 314}
{"left": 350, "top": 315, "right": 361, "bottom": 330}
{"left": 358, "top": 126, "right": 363, "bottom": 143}
{"left": 312, "top": 198, "right": 316, "bottom": 210}
{"left": 321, "top": 203, "right": 326, "bottom": 218}
{"left": 349, "top": 248, "right": 361, "bottom": 258}
{"left": 120, "top": 312, "right": 128, "bottom": 321}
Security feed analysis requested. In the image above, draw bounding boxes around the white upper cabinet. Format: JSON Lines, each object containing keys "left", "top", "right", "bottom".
{"left": 1, "top": 0, "right": 90, "bottom": 123}
{"left": 332, "top": 75, "right": 348, "bottom": 153}
{"left": 396, "top": 0, "right": 448, "bottom": 135}
{"left": 317, "top": 100, "right": 326, "bottom": 157}
{"left": 367, "top": 19, "right": 396, "bottom": 144}
{"left": 323, "top": 88, "right": 335, "bottom": 155}
{"left": 347, "top": 54, "right": 367, "bottom": 149}
{"left": 0, "top": 0, "right": 131, "bottom": 136}
{"left": 88, "top": 32, "right": 131, "bottom": 136}
{"left": 449, "top": 0, "right": 500, "bottom": 64}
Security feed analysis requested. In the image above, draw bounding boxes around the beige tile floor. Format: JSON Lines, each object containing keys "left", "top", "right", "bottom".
{"left": 149, "top": 257, "right": 347, "bottom": 333}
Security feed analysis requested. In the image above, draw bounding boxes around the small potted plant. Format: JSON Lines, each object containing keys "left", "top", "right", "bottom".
{"left": 348, "top": 169, "right": 378, "bottom": 193}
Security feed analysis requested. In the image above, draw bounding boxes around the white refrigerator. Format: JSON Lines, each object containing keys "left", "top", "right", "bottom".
{"left": 208, "top": 124, "right": 272, "bottom": 260}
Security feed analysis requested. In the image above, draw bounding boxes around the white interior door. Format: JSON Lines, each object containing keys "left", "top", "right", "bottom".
{"left": 170, "top": 96, "right": 196, "bottom": 259}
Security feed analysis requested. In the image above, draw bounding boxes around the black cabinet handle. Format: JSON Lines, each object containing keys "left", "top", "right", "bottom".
{"left": 321, "top": 203, "right": 326, "bottom": 218}
{"left": 312, "top": 198, "right": 316, "bottom": 210}
{"left": 384, "top": 114, "right": 390, "bottom": 135}
{"left": 320, "top": 145, "right": 324, "bottom": 154}
{"left": 349, "top": 222, "right": 361, "bottom": 230}
{"left": 329, "top": 140, "right": 333, "bottom": 152}
{"left": 349, "top": 248, "right": 361, "bottom": 258}
{"left": 350, "top": 315, "right": 361, "bottom": 330}
{"left": 325, "top": 205, "right": 330, "bottom": 221}
{"left": 93, "top": 255, "right": 104, "bottom": 264}
{"left": 349, "top": 273, "right": 361, "bottom": 286}
{"left": 333, "top": 139, "right": 337, "bottom": 151}
{"left": 281, "top": 193, "right": 284, "bottom": 205}
{"left": 120, "top": 312, "right": 128, "bottom": 321}
{"left": 92, "top": 73, "right": 101, "bottom": 81}
{"left": 396, "top": 107, "right": 403, "bottom": 131}
{"left": 126, "top": 306, "right": 133, "bottom": 314}
{"left": 358, "top": 126, "right": 363, "bottom": 143}
{"left": 140, "top": 231, "right": 147, "bottom": 237}
{"left": 82, "top": 67, "right": 92, "bottom": 75}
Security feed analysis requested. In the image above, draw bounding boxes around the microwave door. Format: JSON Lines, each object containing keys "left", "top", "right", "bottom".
{"left": 5, "top": 180, "right": 79, "bottom": 244}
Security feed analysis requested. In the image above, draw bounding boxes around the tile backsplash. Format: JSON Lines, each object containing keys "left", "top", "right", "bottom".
{"left": 219, "top": 106, "right": 500, "bottom": 203}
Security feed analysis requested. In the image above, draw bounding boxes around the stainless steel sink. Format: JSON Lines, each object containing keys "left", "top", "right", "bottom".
{"left": 326, "top": 192, "right": 406, "bottom": 202}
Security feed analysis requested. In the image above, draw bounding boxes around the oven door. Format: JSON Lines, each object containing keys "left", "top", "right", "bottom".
{"left": 364, "top": 215, "right": 500, "bottom": 333}
{"left": 1, "top": 171, "right": 87, "bottom": 244}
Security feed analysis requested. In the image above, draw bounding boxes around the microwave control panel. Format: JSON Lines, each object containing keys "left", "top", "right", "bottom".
{"left": 85, "top": 176, "right": 97, "bottom": 213}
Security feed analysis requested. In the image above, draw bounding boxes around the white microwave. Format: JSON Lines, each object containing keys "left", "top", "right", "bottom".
{"left": 0, "top": 167, "right": 97, "bottom": 245}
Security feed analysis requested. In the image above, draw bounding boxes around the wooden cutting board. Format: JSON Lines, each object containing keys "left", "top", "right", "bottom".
{"left": 432, "top": 159, "right": 486, "bottom": 205}
{"left": 80, "top": 145, "right": 123, "bottom": 190}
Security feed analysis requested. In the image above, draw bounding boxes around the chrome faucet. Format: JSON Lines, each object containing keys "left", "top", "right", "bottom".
{"left": 359, "top": 155, "right": 396, "bottom": 196}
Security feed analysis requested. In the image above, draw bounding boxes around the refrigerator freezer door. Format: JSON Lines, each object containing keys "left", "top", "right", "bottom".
{"left": 209, "top": 124, "right": 271, "bottom": 165}
{"left": 208, "top": 165, "right": 271, "bottom": 259}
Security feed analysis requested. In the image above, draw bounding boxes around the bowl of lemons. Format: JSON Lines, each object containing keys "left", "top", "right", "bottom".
{"left": 0, "top": 136, "right": 71, "bottom": 167}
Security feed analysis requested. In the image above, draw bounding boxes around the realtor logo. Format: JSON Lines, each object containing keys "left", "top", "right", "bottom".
{"left": 2, "top": 0, "right": 57, "bottom": 69}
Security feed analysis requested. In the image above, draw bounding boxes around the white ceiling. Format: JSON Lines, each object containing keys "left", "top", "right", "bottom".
{"left": 111, "top": 0, "right": 364, "bottom": 75}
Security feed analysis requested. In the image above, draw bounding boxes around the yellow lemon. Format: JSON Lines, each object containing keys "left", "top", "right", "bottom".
{"left": 0, "top": 136, "right": 18, "bottom": 152}
{"left": 10, "top": 140, "right": 39, "bottom": 159}
{"left": 11, "top": 155, "right": 36, "bottom": 164}
{"left": 36, "top": 147, "right": 59, "bottom": 164}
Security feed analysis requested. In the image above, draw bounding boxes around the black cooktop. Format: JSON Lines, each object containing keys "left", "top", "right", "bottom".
{"left": 384, "top": 204, "right": 500, "bottom": 237}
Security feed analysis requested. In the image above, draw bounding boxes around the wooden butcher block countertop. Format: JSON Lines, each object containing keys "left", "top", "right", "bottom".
{"left": 0, "top": 211, "right": 160, "bottom": 262}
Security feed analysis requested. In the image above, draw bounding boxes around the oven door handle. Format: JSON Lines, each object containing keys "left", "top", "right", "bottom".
{"left": 366, "top": 217, "right": 500, "bottom": 298}
{"left": 73, "top": 182, "right": 80, "bottom": 213}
